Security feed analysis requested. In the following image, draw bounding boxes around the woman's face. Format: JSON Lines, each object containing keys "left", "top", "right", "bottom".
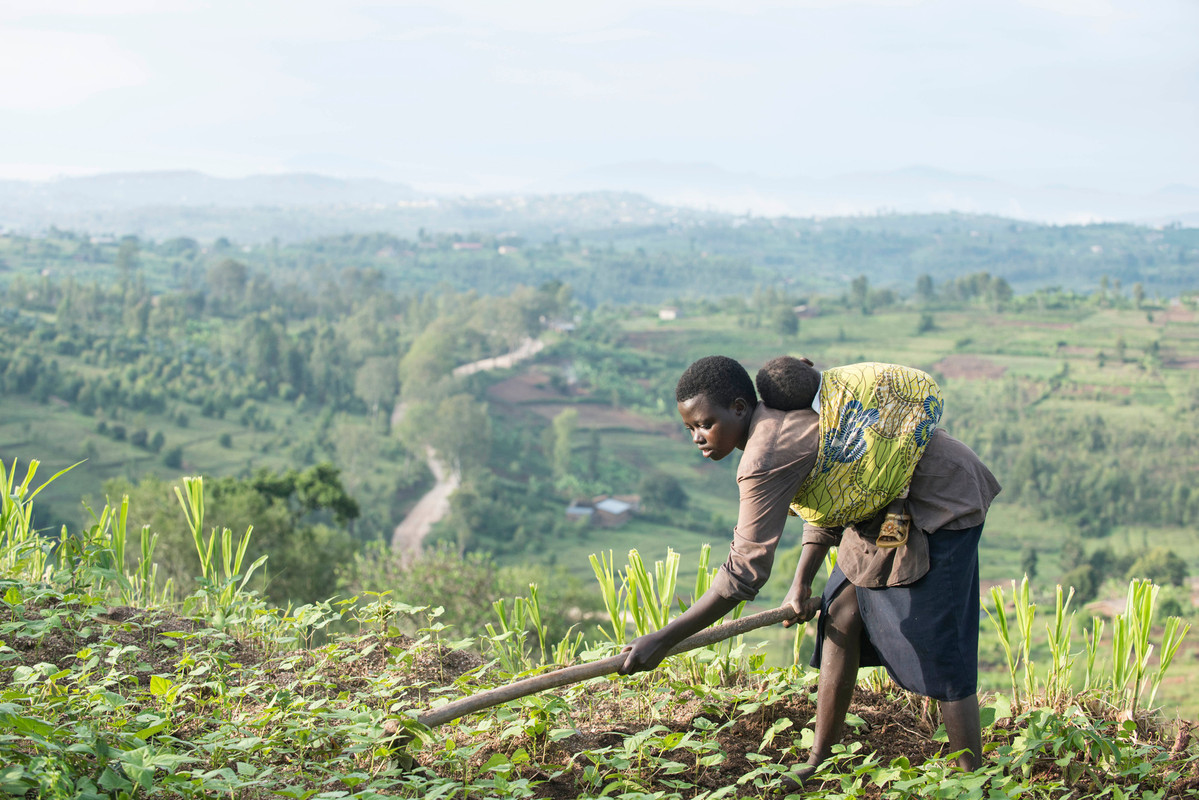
{"left": 677, "top": 393, "right": 751, "bottom": 461}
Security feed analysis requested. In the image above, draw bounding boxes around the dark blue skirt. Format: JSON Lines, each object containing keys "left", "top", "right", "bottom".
{"left": 811, "top": 525, "right": 983, "bottom": 701}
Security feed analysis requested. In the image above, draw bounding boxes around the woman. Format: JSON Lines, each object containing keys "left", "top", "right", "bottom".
{"left": 618, "top": 355, "right": 1000, "bottom": 789}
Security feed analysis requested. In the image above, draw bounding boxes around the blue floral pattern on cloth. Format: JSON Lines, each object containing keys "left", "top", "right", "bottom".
{"left": 914, "top": 394, "right": 943, "bottom": 447}
{"left": 821, "top": 399, "right": 880, "bottom": 470}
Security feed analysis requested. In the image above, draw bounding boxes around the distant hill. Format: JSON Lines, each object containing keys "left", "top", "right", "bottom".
{"left": 536, "top": 161, "right": 1199, "bottom": 227}
{"left": 0, "top": 171, "right": 705, "bottom": 242}
{"left": 2, "top": 167, "right": 1197, "bottom": 243}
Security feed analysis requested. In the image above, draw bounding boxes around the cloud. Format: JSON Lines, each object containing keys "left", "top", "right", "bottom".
{"left": 0, "top": 28, "right": 150, "bottom": 111}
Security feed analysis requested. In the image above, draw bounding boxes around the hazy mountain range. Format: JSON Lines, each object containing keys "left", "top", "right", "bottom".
{"left": 536, "top": 162, "right": 1199, "bottom": 227}
{"left": 1, "top": 165, "right": 1195, "bottom": 242}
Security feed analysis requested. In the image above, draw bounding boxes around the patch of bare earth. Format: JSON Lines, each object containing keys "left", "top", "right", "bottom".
{"left": 996, "top": 320, "right": 1073, "bottom": 330}
{"left": 1158, "top": 308, "right": 1196, "bottom": 324}
{"left": 932, "top": 355, "right": 1008, "bottom": 380}
{"left": 488, "top": 369, "right": 674, "bottom": 433}
{"left": 406, "top": 677, "right": 954, "bottom": 800}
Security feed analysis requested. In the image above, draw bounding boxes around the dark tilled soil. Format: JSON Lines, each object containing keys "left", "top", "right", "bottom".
{"left": 5, "top": 598, "right": 1198, "bottom": 798}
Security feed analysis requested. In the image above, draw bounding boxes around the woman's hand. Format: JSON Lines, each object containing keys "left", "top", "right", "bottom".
{"left": 784, "top": 542, "right": 830, "bottom": 627}
{"left": 617, "top": 631, "right": 673, "bottom": 676}
{"left": 783, "top": 579, "right": 821, "bottom": 627}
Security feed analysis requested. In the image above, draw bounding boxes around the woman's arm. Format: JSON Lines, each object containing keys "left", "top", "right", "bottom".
{"left": 617, "top": 590, "right": 741, "bottom": 675}
{"left": 783, "top": 541, "right": 831, "bottom": 628}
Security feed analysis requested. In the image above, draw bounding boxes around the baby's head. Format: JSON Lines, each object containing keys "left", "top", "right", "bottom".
{"left": 755, "top": 356, "right": 820, "bottom": 412}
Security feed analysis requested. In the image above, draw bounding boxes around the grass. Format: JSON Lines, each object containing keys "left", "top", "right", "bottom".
{"left": 0, "top": 393, "right": 422, "bottom": 543}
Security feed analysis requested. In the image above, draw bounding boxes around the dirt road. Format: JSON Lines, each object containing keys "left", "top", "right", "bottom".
{"left": 389, "top": 336, "right": 544, "bottom": 559}
{"left": 452, "top": 337, "right": 544, "bottom": 377}
{"left": 389, "top": 447, "right": 459, "bottom": 561}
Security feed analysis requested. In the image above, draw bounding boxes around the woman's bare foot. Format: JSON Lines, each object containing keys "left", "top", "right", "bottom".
{"left": 776, "top": 762, "right": 819, "bottom": 796}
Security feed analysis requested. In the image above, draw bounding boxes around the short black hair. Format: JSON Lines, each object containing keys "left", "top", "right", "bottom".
{"left": 756, "top": 356, "right": 821, "bottom": 411}
{"left": 676, "top": 355, "right": 757, "bottom": 409}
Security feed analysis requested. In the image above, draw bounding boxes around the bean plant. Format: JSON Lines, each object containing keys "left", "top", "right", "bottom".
{"left": 1, "top": 458, "right": 1196, "bottom": 799}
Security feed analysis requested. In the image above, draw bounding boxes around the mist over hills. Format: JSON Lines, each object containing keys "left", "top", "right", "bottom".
{"left": 0, "top": 171, "right": 419, "bottom": 212}
{"left": 1, "top": 165, "right": 1196, "bottom": 243}
{"left": 537, "top": 162, "right": 1199, "bottom": 227}
{"left": 0, "top": 172, "right": 702, "bottom": 243}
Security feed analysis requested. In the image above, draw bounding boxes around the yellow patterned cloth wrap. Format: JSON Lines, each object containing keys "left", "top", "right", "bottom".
{"left": 789, "top": 362, "right": 944, "bottom": 527}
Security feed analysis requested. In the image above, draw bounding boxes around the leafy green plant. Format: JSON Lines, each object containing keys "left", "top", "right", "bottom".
{"left": 174, "top": 476, "right": 268, "bottom": 627}
{"left": 0, "top": 458, "right": 80, "bottom": 582}
{"left": 1043, "top": 584, "right": 1075, "bottom": 708}
{"left": 984, "top": 583, "right": 1021, "bottom": 712}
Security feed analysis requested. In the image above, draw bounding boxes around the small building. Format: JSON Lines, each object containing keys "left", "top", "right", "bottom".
{"left": 565, "top": 503, "right": 595, "bottom": 524}
{"left": 593, "top": 496, "right": 635, "bottom": 528}
{"left": 452, "top": 242, "right": 484, "bottom": 251}
{"left": 565, "top": 494, "right": 640, "bottom": 528}
{"left": 658, "top": 307, "right": 679, "bottom": 321}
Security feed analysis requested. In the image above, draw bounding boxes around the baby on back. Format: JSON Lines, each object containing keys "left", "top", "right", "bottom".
{"left": 755, "top": 355, "right": 821, "bottom": 411}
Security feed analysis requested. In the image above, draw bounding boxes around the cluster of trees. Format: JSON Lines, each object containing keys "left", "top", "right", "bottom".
{"left": 3, "top": 255, "right": 573, "bottom": 425}
{"left": 1055, "top": 537, "right": 1189, "bottom": 605}
{"left": 914, "top": 271, "right": 1014, "bottom": 309}
{"left": 951, "top": 384, "right": 1199, "bottom": 537}
{"left": 108, "top": 463, "right": 360, "bottom": 606}
{"left": 3, "top": 221, "right": 1197, "bottom": 625}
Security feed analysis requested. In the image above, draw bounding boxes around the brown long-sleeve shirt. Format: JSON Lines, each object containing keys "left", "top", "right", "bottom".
{"left": 709, "top": 406, "right": 1001, "bottom": 601}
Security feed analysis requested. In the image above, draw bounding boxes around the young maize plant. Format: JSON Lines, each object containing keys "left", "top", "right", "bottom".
{"left": 624, "top": 547, "right": 679, "bottom": 636}
{"left": 1148, "top": 615, "right": 1191, "bottom": 710}
{"left": 1, "top": 458, "right": 80, "bottom": 582}
{"left": 1043, "top": 584, "right": 1075, "bottom": 709}
{"left": 1012, "top": 576, "right": 1037, "bottom": 703}
{"left": 1083, "top": 615, "right": 1105, "bottom": 694}
{"left": 174, "top": 475, "right": 267, "bottom": 626}
{"left": 589, "top": 550, "right": 626, "bottom": 644}
{"left": 984, "top": 583, "right": 1021, "bottom": 713}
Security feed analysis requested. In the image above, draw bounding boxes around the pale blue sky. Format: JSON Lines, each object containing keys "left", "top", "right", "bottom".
{"left": 1, "top": 0, "right": 1195, "bottom": 194}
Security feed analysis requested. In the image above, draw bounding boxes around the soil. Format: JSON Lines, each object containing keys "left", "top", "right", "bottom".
{"left": 996, "top": 320, "right": 1074, "bottom": 330}
{"left": 4, "top": 597, "right": 1198, "bottom": 798}
{"left": 390, "top": 445, "right": 459, "bottom": 559}
{"left": 932, "top": 355, "right": 1008, "bottom": 380}
{"left": 487, "top": 369, "right": 675, "bottom": 433}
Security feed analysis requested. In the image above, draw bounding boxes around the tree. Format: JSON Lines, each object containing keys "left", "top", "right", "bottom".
{"left": 772, "top": 306, "right": 798, "bottom": 338}
{"left": 850, "top": 275, "right": 870, "bottom": 313}
{"left": 109, "top": 468, "right": 360, "bottom": 607}
{"left": 207, "top": 258, "right": 249, "bottom": 314}
{"left": 551, "top": 408, "right": 578, "bottom": 480}
{"left": 915, "top": 274, "right": 935, "bottom": 304}
{"left": 1059, "top": 536, "right": 1086, "bottom": 572}
{"left": 989, "top": 276, "right": 1013, "bottom": 308}
{"left": 1020, "top": 547, "right": 1038, "bottom": 582}
{"left": 1062, "top": 564, "right": 1097, "bottom": 604}
{"left": 399, "top": 320, "right": 458, "bottom": 399}
{"left": 639, "top": 472, "right": 688, "bottom": 511}
{"left": 355, "top": 356, "right": 399, "bottom": 419}
{"left": 1126, "top": 547, "right": 1188, "bottom": 588}
{"left": 116, "top": 237, "right": 140, "bottom": 296}
{"left": 398, "top": 393, "right": 492, "bottom": 473}
{"left": 163, "top": 446, "right": 183, "bottom": 469}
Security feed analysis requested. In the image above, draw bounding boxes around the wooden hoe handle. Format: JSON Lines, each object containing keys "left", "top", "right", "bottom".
{"left": 416, "top": 604, "right": 799, "bottom": 729}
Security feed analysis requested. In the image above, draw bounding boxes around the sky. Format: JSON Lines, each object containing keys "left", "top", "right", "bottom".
{"left": 1, "top": 0, "right": 1196, "bottom": 195}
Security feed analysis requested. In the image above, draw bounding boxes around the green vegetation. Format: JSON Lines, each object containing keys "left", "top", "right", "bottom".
{"left": 1, "top": 468, "right": 1196, "bottom": 798}
{"left": 2, "top": 212, "right": 1199, "bottom": 735}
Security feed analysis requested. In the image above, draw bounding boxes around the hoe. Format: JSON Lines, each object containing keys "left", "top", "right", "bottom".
{"left": 386, "top": 602, "right": 816, "bottom": 762}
